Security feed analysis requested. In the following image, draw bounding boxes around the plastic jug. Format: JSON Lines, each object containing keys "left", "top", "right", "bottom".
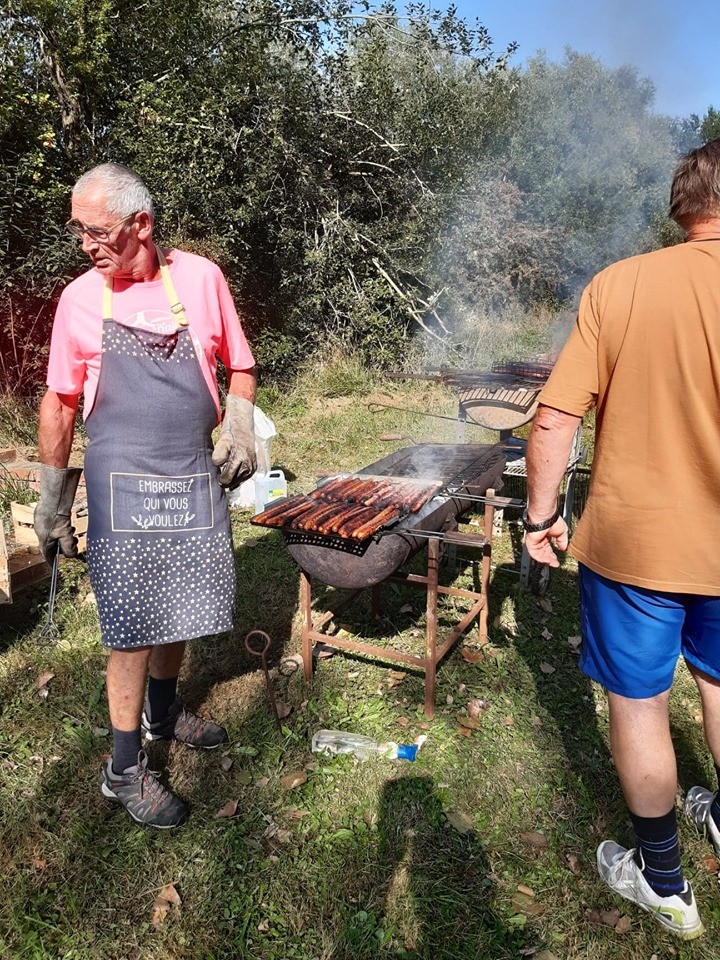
{"left": 254, "top": 469, "right": 287, "bottom": 514}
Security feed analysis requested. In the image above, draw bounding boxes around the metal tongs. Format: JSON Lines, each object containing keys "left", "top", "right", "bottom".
{"left": 37, "top": 547, "right": 61, "bottom": 647}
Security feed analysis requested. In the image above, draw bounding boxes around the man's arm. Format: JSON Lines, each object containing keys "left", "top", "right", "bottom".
{"left": 228, "top": 367, "right": 256, "bottom": 402}
{"left": 38, "top": 390, "right": 79, "bottom": 466}
{"left": 34, "top": 390, "right": 82, "bottom": 561}
{"left": 524, "top": 404, "right": 582, "bottom": 567}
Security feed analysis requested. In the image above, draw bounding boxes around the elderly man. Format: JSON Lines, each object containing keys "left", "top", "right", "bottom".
{"left": 524, "top": 139, "right": 720, "bottom": 939}
{"left": 36, "top": 163, "right": 257, "bottom": 828}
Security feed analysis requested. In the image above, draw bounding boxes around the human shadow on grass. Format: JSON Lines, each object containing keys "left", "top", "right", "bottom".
{"left": 182, "top": 530, "right": 301, "bottom": 709}
{"left": 332, "top": 774, "right": 524, "bottom": 960}
{"left": 490, "top": 559, "right": 626, "bottom": 840}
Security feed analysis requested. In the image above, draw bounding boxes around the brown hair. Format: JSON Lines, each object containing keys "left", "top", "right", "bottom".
{"left": 670, "top": 139, "right": 720, "bottom": 227}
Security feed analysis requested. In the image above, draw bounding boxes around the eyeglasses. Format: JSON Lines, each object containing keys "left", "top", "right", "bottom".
{"left": 65, "top": 213, "right": 137, "bottom": 242}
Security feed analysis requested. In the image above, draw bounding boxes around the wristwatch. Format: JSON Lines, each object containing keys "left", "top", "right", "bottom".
{"left": 522, "top": 508, "right": 560, "bottom": 533}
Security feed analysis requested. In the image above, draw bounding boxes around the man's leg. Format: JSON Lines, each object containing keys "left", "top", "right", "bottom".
{"left": 141, "top": 640, "right": 228, "bottom": 748}
{"left": 608, "top": 690, "right": 685, "bottom": 896}
{"left": 145, "top": 640, "right": 186, "bottom": 725}
{"left": 107, "top": 647, "right": 152, "bottom": 774}
{"left": 684, "top": 663, "right": 720, "bottom": 849}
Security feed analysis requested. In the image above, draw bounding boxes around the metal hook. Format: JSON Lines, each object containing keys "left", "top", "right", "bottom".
{"left": 244, "top": 630, "right": 282, "bottom": 731}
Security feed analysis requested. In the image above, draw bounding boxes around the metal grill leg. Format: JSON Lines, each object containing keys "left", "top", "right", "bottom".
{"left": 300, "top": 570, "right": 313, "bottom": 681}
{"left": 479, "top": 488, "right": 494, "bottom": 644}
{"left": 425, "top": 538, "right": 439, "bottom": 719}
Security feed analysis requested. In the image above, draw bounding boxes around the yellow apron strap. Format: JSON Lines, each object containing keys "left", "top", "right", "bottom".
{"left": 156, "top": 246, "right": 188, "bottom": 328}
{"left": 102, "top": 246, "right": 188, "bottom": 329}
{"left": 103, "top": 278, "right": 113, "bottom": 321}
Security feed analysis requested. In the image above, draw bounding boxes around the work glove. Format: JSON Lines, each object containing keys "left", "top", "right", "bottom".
{"left": 33, "top": 465, "right": 83, "bottom": 563}
{"left": 211, "top": 396, "right": 257, "bottom": 490}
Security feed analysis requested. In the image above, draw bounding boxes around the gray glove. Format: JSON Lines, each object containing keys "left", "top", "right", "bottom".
{"left": 211, "top": 396, "right": 257, "bottom": 490}
{"left": 33, "top": 464, "right": 83, "bottom": 563}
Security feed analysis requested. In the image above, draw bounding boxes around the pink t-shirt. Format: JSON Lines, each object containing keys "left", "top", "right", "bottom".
{"left": 46, "top": 250, "right": 254, "bottom": 421}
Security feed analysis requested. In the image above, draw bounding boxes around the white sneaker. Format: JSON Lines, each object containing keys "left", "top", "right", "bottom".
{"left": 684, "top": 786, "right": 720, "bottom": 855}
{"left": 596, "top": 841, "right": 704, "bottom": 940}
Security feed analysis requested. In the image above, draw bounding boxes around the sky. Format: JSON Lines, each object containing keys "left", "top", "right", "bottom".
{"left": 452, "top": 0, "right": 719, "bottom": 119}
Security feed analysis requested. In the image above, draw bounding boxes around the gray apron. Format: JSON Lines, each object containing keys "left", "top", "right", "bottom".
{"left": 84, "top": 248, "right": 236, "bottom": 649}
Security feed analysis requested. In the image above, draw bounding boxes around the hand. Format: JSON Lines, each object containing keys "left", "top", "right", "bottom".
{"left": 524, "top": 516, "right": 569, "bottom": 568}
{"left": 211, "top": 395, "right": 257, "bottom": 490}
{"left": 33, "top": 465, "right": 83, "bottom": 563}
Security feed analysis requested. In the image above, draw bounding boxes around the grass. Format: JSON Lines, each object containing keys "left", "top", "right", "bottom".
{"left": 0, "top": 363, "right": 718, "bottom": 959}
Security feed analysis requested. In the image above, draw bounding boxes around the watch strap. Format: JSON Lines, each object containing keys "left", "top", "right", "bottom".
{"left": 523, "top": 508, "right": 560, "bottom": 533}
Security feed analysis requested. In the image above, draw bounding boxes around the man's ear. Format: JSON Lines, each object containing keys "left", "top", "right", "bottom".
{"left": 135, "top": 210, "right": 154, "bottom": 241}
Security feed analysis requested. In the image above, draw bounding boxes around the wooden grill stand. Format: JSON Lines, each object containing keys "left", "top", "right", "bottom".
{"left": 300, "top": 490, "right": 496, "bottom": 719}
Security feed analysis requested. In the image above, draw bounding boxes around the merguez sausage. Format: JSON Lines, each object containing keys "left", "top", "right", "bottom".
{"left": 350, "top": 506, "right": 398, "bottom": 541}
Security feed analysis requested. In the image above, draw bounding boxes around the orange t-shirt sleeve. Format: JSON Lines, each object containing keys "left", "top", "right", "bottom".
{"left": 539, "top": 283, "right": 600, "bottom": 416}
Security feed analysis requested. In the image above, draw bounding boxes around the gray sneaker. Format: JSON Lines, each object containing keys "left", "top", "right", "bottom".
{"left": 142, "top": 701, "right": 228, "bottom": 749}
{"left": 100, "top": 751, "right": 189, "bottom": 829}
{"left": 684, "top": 786, "right": 720, "bottom": 855}
{"left": 596, "top": 840, "right": 704, "bottom": 940}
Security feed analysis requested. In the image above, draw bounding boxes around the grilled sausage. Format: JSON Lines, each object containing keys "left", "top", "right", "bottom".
{"left": 337, "top": 506, "right": 377, "bottom": 538}
{"left": 254, "top": 496, "right": 313, "bottom": 524}
{"left": 349, "top": 506, "right": 398, "bottom": 541}
{"left": 317, "top": 503, "right": 350, "bottom": 535}
{"left": 329, "top": 504, "right": 369, "bottom": 535}
{"left": 363, "top": 479, "right": 396, "bottom": 505}
{"left": 296, "top": 502, "right": 341, "bottom": 531}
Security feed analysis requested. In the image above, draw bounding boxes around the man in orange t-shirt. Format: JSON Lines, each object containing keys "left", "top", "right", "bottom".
{"left": 525, "top": 139, "right": 720, "bottom": 940}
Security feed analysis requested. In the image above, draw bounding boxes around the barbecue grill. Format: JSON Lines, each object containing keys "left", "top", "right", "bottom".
{"left": 271, "top": 443, "right": 506, "bottom": 589}
{"left": 254, "top": 443, "right": 507, "bottom": 717}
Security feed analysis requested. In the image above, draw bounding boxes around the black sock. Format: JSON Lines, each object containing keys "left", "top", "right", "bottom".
{"left": 630, "top": 809, "right": 684, "bottom": 897}
{"left": 112, "top": 727, "right": 141, "bottom": 775}
{"left": 145, "top": 675, "right": 178, "bottom": 724}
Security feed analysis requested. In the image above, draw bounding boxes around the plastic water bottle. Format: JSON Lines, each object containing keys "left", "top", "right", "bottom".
{"left": 311, "top": 729, "right": 425, "bottom": 762}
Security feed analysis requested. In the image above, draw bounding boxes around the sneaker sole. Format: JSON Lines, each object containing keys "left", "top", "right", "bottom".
{"left": 101, "top": 782, "right": 188, "bottom": 829}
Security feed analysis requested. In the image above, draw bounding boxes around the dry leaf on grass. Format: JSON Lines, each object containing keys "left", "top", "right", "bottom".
{"left": 244, "top": 538, "right": 258, "bottom": 548}
{"left": 511, "top": 892, "right": 544, "bottom": 917}
{"left": 35, "top": 671, "right": 54, "bottom": 695}
{"left": 314, "top": 645, "right": 335, "bottom": 659}
{"left": 703, "top": 854, "right": 719, "bottom": 872}
{"left": 565, "top": 852, "right": 580, "bottom": 876}
{"left": 91, "top": 726, "right": 109, "bottom": 738}
{"left": 502, "top": 715, "right": 514, "bottom": 726}
{"left": 151, "top": 884, "right": 181, "bottom": 928}
{"left": 567, "top": 635, "right": 582, "bottom": 651}
{"left": 399, "top": 603, "right": 413, "bottom": 614}
{"left": 614, "top": 915, "right": 631, "bottom": 934}
{"left": 517, "top": 884, "right": 535, "bottom": 899}
{"left": 263, "top": 821, "right": 293, "bottom": 844}
{"left": 419, "top": 721, "right": 431, "bottom": 730}
{"left": 541, "top": 627, "right": 552, "bottom": 640}
{"left": 532, "top": 715, "right": 542, "bottom": 729}
{"left": 457, "top": 725, "right": 473, "bottom": 738}
{"left": 280, "top": 770, "right": 307, "bottom": 790}
{"left": 32, "top": 858, "right": 47, "bottom": 870}
{"left": 538, "top": 597, "right": 553, "bottom": 612}
{"left": 520, "top": 831, "right": 548, "bottom": 851}
{"left": 257, "top": 919, "right": 270, "bottom": 933}
{"left": 600, "top": 908, "right": 620, "bottom": 927}
{"left": 467, "top": 698, "right": 488, "bottom": 718}
{"left": 220, "top": 754, "right": 233, "bottom": 772}
{"left": 539, "top": 662, "right": 555, "bottom": 675}
{"left": 284, "top": 807, "right": 311, "bottom": 821}
{"left": 275, "top": 701, "right": 292, "bottom": 719}
{"left": 215, "top": 799, "right": 239, "bottom": 819}
{"left": 397, "top": 717, "right": 410, "bottom": 728}
{"left": 461, "top": 647, "right": 483, "bottom": 664}
{"left": 445, "top": 809, "right": 474, "bottom": 834}
{"left": 457, "top": 713, "right": 481, "bottom": 731}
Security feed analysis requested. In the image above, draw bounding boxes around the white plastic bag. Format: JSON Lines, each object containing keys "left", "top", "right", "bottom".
{"left": 226, "top": 406, "right": 277, "bottom": 509}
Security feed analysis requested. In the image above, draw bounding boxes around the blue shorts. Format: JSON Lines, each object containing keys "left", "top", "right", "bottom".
{"left": 578, "top": 564, "right": 720, "bottom": 698}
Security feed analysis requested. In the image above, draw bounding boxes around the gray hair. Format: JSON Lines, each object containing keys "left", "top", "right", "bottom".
{"left": 73, "top": 163, "right": 154, "bottom": 218}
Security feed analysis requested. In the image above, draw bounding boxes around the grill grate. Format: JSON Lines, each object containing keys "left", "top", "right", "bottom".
{"left": 281, "top": 529, "right": 372, "bottom": 555}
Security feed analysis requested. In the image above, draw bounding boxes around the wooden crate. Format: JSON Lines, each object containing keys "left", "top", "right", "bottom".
{"left": 10, "top": 501, "right": 88, "bottom": 553}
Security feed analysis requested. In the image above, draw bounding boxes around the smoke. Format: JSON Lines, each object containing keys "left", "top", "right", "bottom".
{"left": 418, "top": 47, "right": 678, "bottom": 370}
